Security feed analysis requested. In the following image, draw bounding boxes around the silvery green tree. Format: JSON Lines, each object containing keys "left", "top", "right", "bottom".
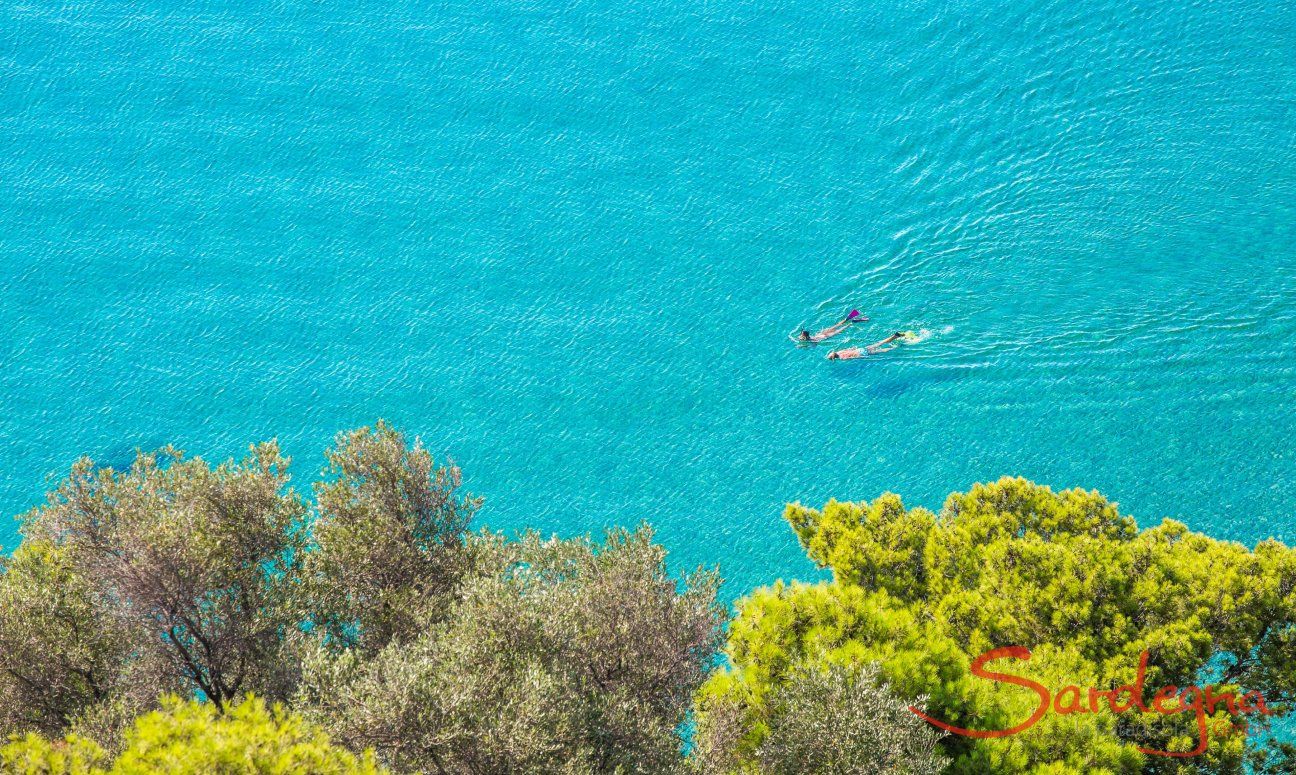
{"left": 20, "top": 442, "right": 308, "bottom": 709}
{"left": 1, "top": 421, "right": 728, "bottom": 772}
{"left": 694, "top": 661, "right": 947, "bottom": 775}
{"left": 305, "top": 421, "right": 480, "bottom": 653}
{"left": 297, "top": 526, "right": 726, "bottom": 774}
{"left": 0, "top": 540, "right": 136, "bottom": 736}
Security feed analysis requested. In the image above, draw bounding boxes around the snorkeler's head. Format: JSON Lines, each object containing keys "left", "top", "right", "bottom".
{"left": 799, "top": 330, "right": 811, "bottom": 340}
{"left": 827, "top": 351, "right": 839, "bottom": 360}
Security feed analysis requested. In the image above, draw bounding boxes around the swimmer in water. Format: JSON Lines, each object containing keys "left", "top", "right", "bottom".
{"left": 827, "top": 331, "right": 913, "bottom": 360}
{"left": 826, "top": 347, "right": 865, "bottom": 360}
{"left": 866, "top": 331, "right": 911, "bottom": 353}
{"left": 798, "top": 310, "right": 867, "bottom": 343}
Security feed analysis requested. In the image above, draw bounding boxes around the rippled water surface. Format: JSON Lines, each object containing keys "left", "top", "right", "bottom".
{"left": 2, "top": 0, "right": 1295, "bottom": 595}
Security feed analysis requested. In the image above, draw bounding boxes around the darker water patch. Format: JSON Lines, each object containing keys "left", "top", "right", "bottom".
{"left": 96, "top": 438, "right": 172, "bottom": 471}
{"left": 864, "top": 367, "right": 967, "bottom": 399}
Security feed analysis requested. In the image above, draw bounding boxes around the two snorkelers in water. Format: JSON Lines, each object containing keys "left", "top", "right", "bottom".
{"left": 796, "top": 309, "right": 916, "bottom": 360}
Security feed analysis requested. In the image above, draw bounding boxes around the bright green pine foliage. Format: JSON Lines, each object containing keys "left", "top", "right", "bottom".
{"left": 698, "top": 477, "right": 1296, "bottom": 774}
{"left": 0, "top": 733, "right": 107, "bottom": 775}
{"left": 0, "top": 697, "right": 384, "bottom": 775}
{"left": 112, "top": 696, "right": 383, "bottom": 775}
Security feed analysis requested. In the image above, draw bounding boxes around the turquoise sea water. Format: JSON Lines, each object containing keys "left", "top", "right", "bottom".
{"left": 2, "top": 0, "right": 1294, "bottom": 598}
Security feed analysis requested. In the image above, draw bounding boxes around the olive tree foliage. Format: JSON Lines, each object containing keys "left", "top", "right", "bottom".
{"left": 305, "top": 421, "right": 481, "bottom": 653}
{"left": 297, "top": 526, "right": 726, "bottom": 774}
{"left": 695, "top": 661, "right": 947, "bottom": 775}
{"left": 0, "top": 422, "right": 476, "bottom": 742}
{"left": 698, "top": 478, "right": 1296, "bottom": 774}
{"left": 1, "top": 422, "right": 726, "bottom": 771}
{"left": 0, "top": 541, "right": 136, "bottom": 737}
{"left": 21, "top": 443, "right": 308, "bottom": 709}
